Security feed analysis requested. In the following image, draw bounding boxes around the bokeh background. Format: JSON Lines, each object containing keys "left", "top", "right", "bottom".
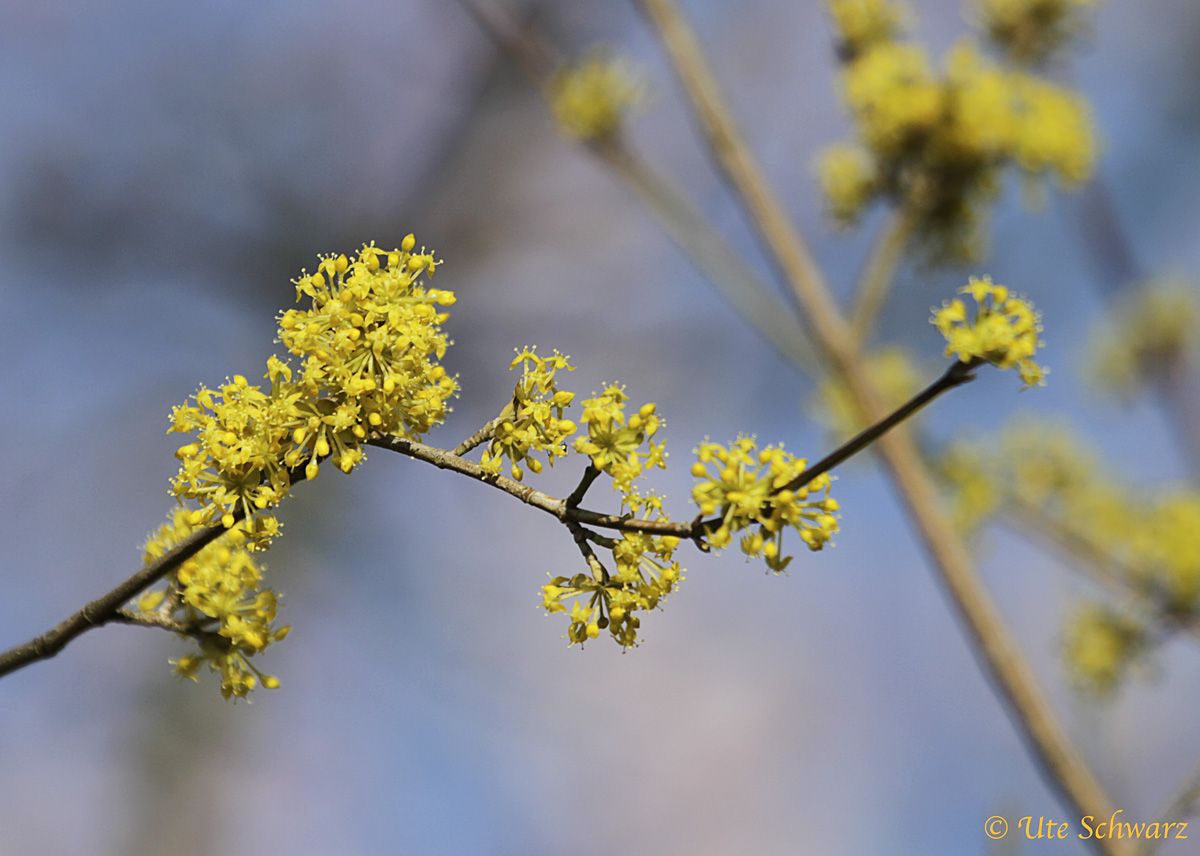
{"left": 2, "top": 1, "right": 1199, "bottom": 853}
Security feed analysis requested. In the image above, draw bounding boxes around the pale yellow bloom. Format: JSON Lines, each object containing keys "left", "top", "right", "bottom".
{"left": 549, "top": 53, "right": 642, "bottom": 140}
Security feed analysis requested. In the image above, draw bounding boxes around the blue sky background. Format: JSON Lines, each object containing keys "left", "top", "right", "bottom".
{"left": 2, "top": 1, "right": 1199, "bottom": 853}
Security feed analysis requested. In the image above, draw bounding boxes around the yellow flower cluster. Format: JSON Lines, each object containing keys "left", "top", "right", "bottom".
{"left": 575, "top": 385, "right": 666, "bottom": 494}
{"left": 692, "top": 437, "right": 839, "bottom": 572}
{"left": 168, "top": 370, "right": 299, "bottom": 530}
{"left": 549, "top": 52, "right": 642, "bottom": 141}
{"left": 1063, "top": 604, "right": 1144, "bottom": 697}
{"left": 812, "top": 346, "right": 923, "bottom": 442}
{"left": 937, "top": 419, "right": 1200, "bottom": 694}
{"left": 543, "top": 492, "right": 683, "bottom": 648}
{"left": 158, "top": 236, "right": 454, "bottom": 697}
{"left": 1088, "top": 278, "right": 1199, "bottom": 399}
{"left": 817, "top": 145, "right": 880, "bottom": 224}
{"left": 819, "top": 0, "right": 1095, "bottom": 259}
{"left": 933, "top": 276, "right": 1045, "bottom": 387}
{"left": 828, "top": 0, "right": 908, "bottom": 58}
{"left": 279, "top": 237, "right": 456, "bottom": 472}
{"left": 138, "top": 509, "right": 290, "bottom": 699}
{"left": 979, "top": 0, "right": 1097, "bottom": 64}
{"left": 481, "top": 348, "right": 577, "bottom": 480}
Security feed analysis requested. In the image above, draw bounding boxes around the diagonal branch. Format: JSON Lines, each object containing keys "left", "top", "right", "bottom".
{"left": 0, "top": 523, "right": 228, "bottom": 678}
{"left": 848, "top": 208, "right": 915, "bottom": 349}
{"left": 633, "top": 0, "right": 1126, "bottom": 849}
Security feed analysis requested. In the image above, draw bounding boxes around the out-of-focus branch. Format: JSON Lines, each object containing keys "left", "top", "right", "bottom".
{"left": 849, "top": 208, "right": 915, "bottom": 349}
{"left": 454, "top": 0, "right": 819, "bottom": 374}
{"left": 633, "top": 0, "right": 1125, "bottom": 847}
{"left": 1070, "top": 168, "right": 1200, "bottom": 477}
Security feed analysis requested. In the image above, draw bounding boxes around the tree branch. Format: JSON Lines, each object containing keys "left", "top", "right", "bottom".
{"left": 848, "top": 208, "right": 915, "bottom": 349}
{"left": 0, "top": 523, "right": 227, "bottom": 678}
{"left": 633, "top": 0, "right": 1126, "bottom": 849}
{"left": 452, "top": 403, "right": 513, "bottom": 457}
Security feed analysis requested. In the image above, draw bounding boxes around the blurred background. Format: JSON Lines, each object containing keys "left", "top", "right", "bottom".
{"left": 2, "top": 1, "right": 1199, "bottom": 853}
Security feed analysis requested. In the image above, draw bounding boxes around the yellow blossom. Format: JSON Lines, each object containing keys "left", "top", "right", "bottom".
{"left": 828, "top": 0, "right": 908, "bottom": 58}
{"left": 144, "top": 509, "right": 288, "bottom": 700}
{"left": 843, "top": 42, "right": 943, "bottom": 156}
{"left": 692, "top": 436, "right": 839, "bottom": 572}
{"left": 816, "top": 144, "right": 879, "bottom": 224}
{"left": 541, "top": 492, "right": 684, "bottom": 649}
{"left": 574, "top": 385, "right": 666, "bottom": 494}
{"left": 549, "top": 52, "right": 642, "bottom": 140}
{"left": 481, "top": 347, "right": 577, "bottom": 480}
{"left": 1063, "top": 604, "right": 1143, "bottom": 697}
{"left": 932, "top": 276, "right": 1045, "bottom": 386}
{"left": 1088, "top": 277, "right": 1199, "bottom": 399}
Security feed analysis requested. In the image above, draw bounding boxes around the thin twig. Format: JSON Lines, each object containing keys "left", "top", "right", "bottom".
{"left": 0, "top": 347, "right": 975, "bottom": 684}
{"left": 0, "top": 523, "right": 228, "bottom": 678}
{"left": 453, "top": 403, "right": 513, "bottom": 457}
{"left": 567, "top": 521, "right": 611, "bottom": 582}
{"left": 782, "top": 359, "right": 979, "bottom": 493}
{"left": 565, "top": 464, "right": 601, "bottom": 509}
{"left": 374, "top": 358, "right": 980, "bottom": 541}
{"left": 0, "top": 458, "right": 318, "bottom": 680}
{"left": 848, "top": 208, "right": 915, "bottom": 349}
{"left": 634, "top": 0, "right": 1125, "bottom": 848}
{"left": 110, "top": 608, "right": 225, "bottom": 645}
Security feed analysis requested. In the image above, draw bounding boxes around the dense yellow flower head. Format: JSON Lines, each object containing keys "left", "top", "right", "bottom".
{"left": 692, "top": 437, "right": 838, "bottom": 572}
{"left": 142, "top": 509, "right": 289, "bottom": 700}
{"left": 280, "top": 237, "right": 457, "bottom": 474}
{"left": 818, "top": 2, "right": 1096, "bottom": 261}
{"left": 1006, "top": 73, "right": 1095, "bottom": 184}
{"left": 549, "top": 53, "right": 642, "bottom": 140}
{"left": 542, "top": 492, "right": 683, "bottom": 648}
{"left": 933, "top": 276, "right": 1045, "bottom": 386}
{"left": 978, "top": 0, "right": 1097, "bottom": 63}
{"left": 161, "top": 235, "right": 457, "bottom": 698}
{"left": 481, "top": 348, "right": 577, "bottom": 481}
{"left": 1088, "top": 277, "right": 1199, "bottom": 399}
{"left": 844, "top": 42, "right": 944, "bottom": 156}
{"left": 574, "top": 385, "right": 666, "bottom": 494}
{"left": 168, "top": 368, "right": 302, "bottom": 528}
{"left": 828, "top": 0, "right": 908, "bottom": 58}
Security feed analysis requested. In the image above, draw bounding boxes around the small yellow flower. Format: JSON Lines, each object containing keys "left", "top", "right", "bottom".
{"left": 692, "top": 436, "right": 839, "bottom": 572}
{"left": 480, "top": 347, "right": 577, "bottom": 481}
{"left": 541, "top": 491, "right": 684, "bottom": 649}
{"left": 574, "top": 385, "right": 666, "bottom": 495}
{"left": 932, "top": 276, "right": 1045, "bottom": 386}
{"left": 816, "top": 144, "right": 879, "bottom": 223}
{"left": 549, "top": 52, "right": 642, "bottom": 141}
